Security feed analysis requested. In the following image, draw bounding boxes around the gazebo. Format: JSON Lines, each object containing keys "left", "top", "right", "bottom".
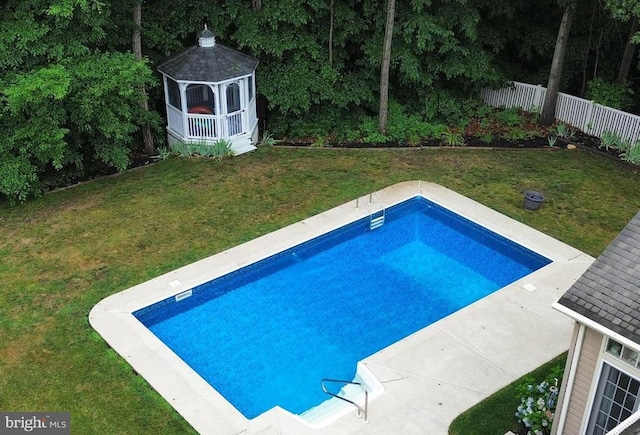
{"left": 157, "top": 26, "right": 259, "bottom": 155}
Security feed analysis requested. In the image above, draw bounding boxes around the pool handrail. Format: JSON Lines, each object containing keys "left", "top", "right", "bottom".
{"left": 320, "top": 378, "right": 369, "bottom": 423}
{"left": 355, "top": 191, "right": 385, "bottom": 230}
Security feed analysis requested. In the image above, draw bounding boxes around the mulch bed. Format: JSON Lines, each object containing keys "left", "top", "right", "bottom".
{"left": 274, "top": 131, "right": 602, "bottom": 151}
{"left": 42, "top": 153, "right": 156, "bottom": 193}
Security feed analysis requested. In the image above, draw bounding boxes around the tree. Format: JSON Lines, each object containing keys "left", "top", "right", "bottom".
{"left": 188, "top": 0, "right": 502, "bottom": 126}
{"left": 618, "top": 17, "right": 639, "bottom": 82}
{"left": 219, "top": 0, "right": 372, "bottom": 117}
{"left": 132, "top": 0, "right": 155, "bottom": 155}
{"left": 540, "top": 0, "right": 577, "bottom": 126}
{"left": 605, "top": 0, "right": 640, "bottom": 30}
{"left": 605, "top": 0, "right": 640, "bottom": 82}
{"left": 329, "top": 0, "right": 335, "bottom": 67}
{"left": 0, "top": 0, "right": 156, "bottom": 202}
{"left": 378, "top": 0, "right": 396, "bottom": 134}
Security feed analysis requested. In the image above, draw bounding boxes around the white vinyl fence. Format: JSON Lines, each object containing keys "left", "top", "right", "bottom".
{"left": 481, "top": 81, "right": 640, "bottom": 145}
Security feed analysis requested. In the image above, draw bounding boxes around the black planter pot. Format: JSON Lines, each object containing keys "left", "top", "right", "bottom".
{"left": 524, "top": 190, "right": 545, "bottom": 211}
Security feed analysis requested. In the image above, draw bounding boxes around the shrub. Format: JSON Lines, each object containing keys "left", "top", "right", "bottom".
{"left": 210, "top": 139, "right": 234, "bottom": 160}
{"left": 515, "top": 364, "right": 563, "bottom": 435}
{"left": 553, "top": 123, "right": 575, "bottom": 139}
{"left": 169, "top": 140, "right": 233, "bottom": 160}
{"left": 259, "top": 131, "right": 279, "bottom": 146}
{"left": 425, "top": 123, "right": 448, "bottom": 140}
{"left": 359, "top": 117, "right": 388, "bottom": 144}
{"left": 503, "top": 129, "right": 529, "bottom": 141}
{"left": 382, "top": 101, "right": 439, "bottom": 144}
{"left": 619, "top": 141, "right": 640, "bottom": 164}
{"left": 473, "top": 103, "right": 494, "bottom": 120}
{"left": 441, "top": 128, "right": 465, "bottom": 146}
{"left": 420, "top": 90, "right": 480, "bottom": 125}
{"left": 170, "top": 141, "right": 193, "bottom": 158}
{"left": 479, "top": 132, "right": 495, "bottom": 143}
{"left": 0, "top": 158, "right": 40, "bottom": 204}
{"left": 494, "top": 107, "right": 525, "bottom": 128}
{"left": 157, "top": 147, "right": 172, "bottom": 160}
{"left": 310, "top": 135, "right": 326, "bottom": 148}
{"left": 599, "top": 131, "right": 619, "bottom": 151}
{"left": 587, "top": 77, "right": 634, "bottom": 111}
{"left": 268, "top": 106, "right": 364, "bottom": 140}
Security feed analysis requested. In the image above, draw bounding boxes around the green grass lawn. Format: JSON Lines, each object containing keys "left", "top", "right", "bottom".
{"left": 2, "top": 146, "right": 640, "bottom": 434}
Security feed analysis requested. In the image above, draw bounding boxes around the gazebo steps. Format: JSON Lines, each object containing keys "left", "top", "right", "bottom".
{"left": 231, "top": 138, "right": 257, "bottom": 156}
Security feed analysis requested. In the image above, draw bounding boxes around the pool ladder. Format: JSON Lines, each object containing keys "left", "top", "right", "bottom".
{"left": 321, "top": 378, "right": 369, "bottom": 423}
{"left": 356, "top": 192, "right": 385, "bottom": 230}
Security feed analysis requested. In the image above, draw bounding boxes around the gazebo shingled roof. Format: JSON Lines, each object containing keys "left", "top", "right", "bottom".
{"left": 157, "top": 30, "right": 258, "bottom": 83}
{"left": 558, "top": 211, "right": 640, "bottom": 344}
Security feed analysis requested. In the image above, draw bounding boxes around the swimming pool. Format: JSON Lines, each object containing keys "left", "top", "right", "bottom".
{"left": 134, "top": 197, "right": 550, "bottom": 419}
{"left": 90, "top": 181, "right": 589, "bottom": 434}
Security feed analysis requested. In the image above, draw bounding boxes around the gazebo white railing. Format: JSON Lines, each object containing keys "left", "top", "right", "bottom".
{"left": 186, "top": 114, "right": 219, "bottom": 139}
{"left": 167, "top": 93, "right": 256, "bottom": 141}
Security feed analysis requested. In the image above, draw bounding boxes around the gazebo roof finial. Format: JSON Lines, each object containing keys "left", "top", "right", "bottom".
{"left": 199, "top": 24, "right": 216, "bottom": 48}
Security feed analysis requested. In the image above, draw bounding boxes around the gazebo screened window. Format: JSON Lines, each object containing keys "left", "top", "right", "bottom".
{"left": 167, "top": 77, "right": 181, "bottom": 110}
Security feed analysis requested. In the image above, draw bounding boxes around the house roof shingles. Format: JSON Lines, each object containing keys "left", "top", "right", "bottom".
{"left": 157, "top": 42, "right": 258, "bottom": 83}
{"left": 558, "top": 212, "right": 640, "bottom": 344}
{"left": 622, "top": 416, "right": 640, "bottom": 435}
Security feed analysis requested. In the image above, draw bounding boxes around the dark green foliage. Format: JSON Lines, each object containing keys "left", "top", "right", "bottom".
{"left": 271, "top": 99, "right": 455, "bottom": 146}
{"left": 201, "top": 0, "right": 505, "bottom": 122}
{"left": 587, "top": 77, "right": 635, "bottom": 110}
{"left": 494, "top": 107, "right": 525, "bottom": 128}
{"left": 442, "top": 128, "right": 466, "bottom": 146}
{"left": 268, "top": 105, "right": 365, "bottom": 139}
{"left": 2, "top": 0, "right": 638, "bottom": 202}
{"left": 0, "top": 0, "right": 160, "bottom": 202}
{"left": 217, "top": 0, "right": 375, "bottom": 116}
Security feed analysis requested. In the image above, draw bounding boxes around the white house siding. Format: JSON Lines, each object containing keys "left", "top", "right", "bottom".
{"left": 557, "top": 326, "right": 603, "bottom": 434}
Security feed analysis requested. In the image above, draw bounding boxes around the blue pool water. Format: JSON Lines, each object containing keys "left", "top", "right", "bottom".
{"left": 135, "top": 197, "right": 550, "bottom": 419}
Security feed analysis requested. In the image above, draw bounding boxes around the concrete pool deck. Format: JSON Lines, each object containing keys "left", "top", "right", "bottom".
{"left": 89, "top": 180, "right": 594, "bottom": 434}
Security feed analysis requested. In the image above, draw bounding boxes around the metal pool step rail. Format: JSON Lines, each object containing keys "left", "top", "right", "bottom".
{"left": 321, "top": 378, "right": 369, "bottom": 423}
{"left": 355, "top": 191, "right": 386, "bottom": 230}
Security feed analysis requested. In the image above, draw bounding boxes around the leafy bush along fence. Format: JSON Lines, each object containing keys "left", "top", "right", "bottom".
{"left": 481, "top": 82, "right": 640, "bottom": 145}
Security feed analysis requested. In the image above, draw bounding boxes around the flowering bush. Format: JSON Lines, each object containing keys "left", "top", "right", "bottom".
{"left": 515, "top": 376, "right": 560, "bottom": 435}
